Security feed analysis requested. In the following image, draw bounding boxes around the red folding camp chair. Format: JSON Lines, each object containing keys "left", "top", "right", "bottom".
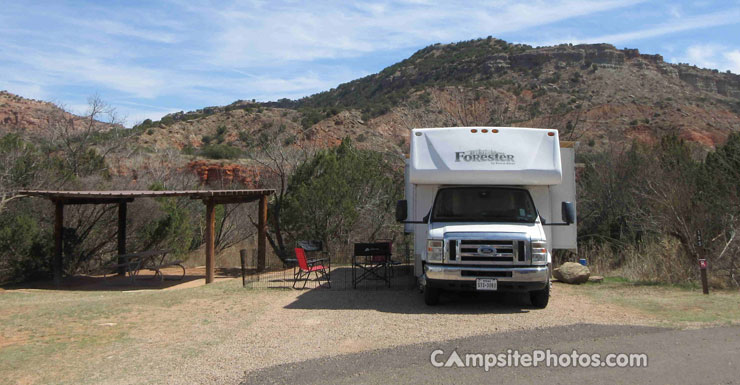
{"left": 293, "top": 248, "right": 331, "bottom": 289}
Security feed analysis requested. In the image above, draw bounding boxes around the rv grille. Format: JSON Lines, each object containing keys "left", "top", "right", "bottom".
{"left": 518, "top": 241, "right": 526, "bottom": 262}
{"left": 458, "top": 239, "right": 516, "bottom": 264}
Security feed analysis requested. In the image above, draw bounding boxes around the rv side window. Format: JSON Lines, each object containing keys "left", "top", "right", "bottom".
{"left": 431, "top": 187, "right": 537, "bottom": 223}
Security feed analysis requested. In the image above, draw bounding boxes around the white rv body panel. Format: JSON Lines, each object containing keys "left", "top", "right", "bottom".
{"left": 550, "top": 147, "right": 577, "bottom": 250}
{"left": 403, "top": 127, "right": 577, "bottom": 282}
{"left": 528, "top": 185, "right": 553, "bottom": 251}
{"left": 409, "top": 183, "right": 437, "bottom": 275}
{"left": 409, "top": 127, "right": 562, "bottom": 185}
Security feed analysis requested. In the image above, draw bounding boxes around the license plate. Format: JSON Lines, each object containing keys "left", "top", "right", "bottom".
{"left": 476, "top": 278, "right": 497, "bottom": 291}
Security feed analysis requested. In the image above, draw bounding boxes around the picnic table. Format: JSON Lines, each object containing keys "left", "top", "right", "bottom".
{"left": 103, "top": 250, "right": 185, "bottom": 284}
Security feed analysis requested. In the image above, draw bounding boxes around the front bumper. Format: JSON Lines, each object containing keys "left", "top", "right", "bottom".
{"left": 424, "top": 264, "right": 549, "bottom": 292}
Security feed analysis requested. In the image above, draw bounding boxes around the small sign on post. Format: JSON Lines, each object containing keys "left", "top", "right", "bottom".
{"left": 696, "top": 230, "right": 703, "bottom": 248}
{"left": 698, "top": 258, "right": 709, "bottom": 295}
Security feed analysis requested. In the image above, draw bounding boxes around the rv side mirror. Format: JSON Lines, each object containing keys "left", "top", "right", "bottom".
{"left": 395, "top": 200, "right": 408, "bottom": 222}
{"left": 562, "top": 201, "right": 576, "bottom": 224}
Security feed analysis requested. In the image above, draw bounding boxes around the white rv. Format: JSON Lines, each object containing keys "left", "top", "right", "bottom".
{"left": 396, "top": 127, "right": 577, "bottom": 307}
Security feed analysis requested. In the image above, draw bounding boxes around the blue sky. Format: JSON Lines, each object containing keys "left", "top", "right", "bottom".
{"left": 1, "top": 0, "right": 739, "bottom": 127}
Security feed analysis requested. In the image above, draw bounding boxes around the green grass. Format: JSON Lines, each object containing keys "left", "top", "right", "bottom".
{"left": 582, "top": 276, "right": 740, "bottom": 326}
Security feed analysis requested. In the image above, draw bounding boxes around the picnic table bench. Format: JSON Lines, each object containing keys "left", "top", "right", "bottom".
{"left": 103, "top": 250, "right": 185, "bottom": 284}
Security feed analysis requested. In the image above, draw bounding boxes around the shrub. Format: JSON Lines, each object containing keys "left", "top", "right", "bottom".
{"left": 199, "top": 144, "right": 242, "bottom": 159}
{"left": 181, "top": 145, "right": 196, "bottom": 155}
{"left": 300, "top": 109, "right": 324, "bottom": 129}
{"left": 215, "top": 125, "right": 227, "bottom": 142}
{"left": 280, "top": 138, "right": 402, "bottom": 257}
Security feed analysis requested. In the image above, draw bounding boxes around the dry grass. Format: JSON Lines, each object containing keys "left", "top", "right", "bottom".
{"left": 0, "top": 279, "right": 650, "bottom": 385}
{"left": 582, "top": 277, "right": 740, "bottom": 327}
{"left": 580, "top": 238, "right": 698, "bottom": 284}
{"left": 1, "top": 275, "right": 737, "bottom": 385}
{"left": 0, "top": 280, "right": 275, "bottom": 385}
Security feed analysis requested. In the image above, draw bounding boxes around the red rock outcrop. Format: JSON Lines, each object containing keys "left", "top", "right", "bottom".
{"left": 187, "top": 161, "right": 268, "bottom": 187}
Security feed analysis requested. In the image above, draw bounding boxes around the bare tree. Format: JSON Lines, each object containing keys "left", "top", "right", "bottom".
{"left": 247, "top": 135, "right": 313, "bottom": 260}
{"left": 48, "top": 94, "right": 125, "bottom": 178}
{"left": 214, "top": 203, "right": 256, "bottom": 254}
{"left": 536, "top": 102, "right": 586, "bottom": 141}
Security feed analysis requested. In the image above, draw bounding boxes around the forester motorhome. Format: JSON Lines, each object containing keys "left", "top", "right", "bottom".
{"left": 396, "top": 127, "right": 577, "bottom": 307}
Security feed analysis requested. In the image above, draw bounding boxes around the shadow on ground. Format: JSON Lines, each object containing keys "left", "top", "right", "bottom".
{"left": 282, "top": 267, "right": 533, "bottom": 315}
{"left": 0, "top": 266, "right": 242, "bottom": 291}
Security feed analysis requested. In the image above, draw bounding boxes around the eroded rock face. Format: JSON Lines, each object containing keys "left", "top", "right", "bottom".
{"left": 553, "top": 262, "right": 590, "bottom": 284}
{"left": 582, "top": 44, "right": 625, "bottom": 67}
{"left": 677, "top": 66, "right": 740, "bottom": 98}
{"left": 187, "top": 161, "right": 267, "bottom": 187}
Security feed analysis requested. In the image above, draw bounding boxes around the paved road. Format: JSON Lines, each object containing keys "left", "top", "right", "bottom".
{"left": 243, "top": 324, "right": 740, "bottom": 385}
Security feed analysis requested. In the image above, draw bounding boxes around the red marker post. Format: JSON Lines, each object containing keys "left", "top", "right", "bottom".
{"left": 699, "top": 259, "right": 709, "bottom": 295}
{"left": 696, "top": 230, "right": 709, "bottom": 295}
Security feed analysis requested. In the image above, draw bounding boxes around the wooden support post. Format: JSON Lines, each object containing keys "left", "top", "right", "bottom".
{"left": 240, "top": 249, "right": 247, "bottom": 288}
{"left": 117, "top": 201, "right": 127, "bottom": 276}
{"left": 53, "top": 201, "right": 64, "bottom": 285}
{"left": 205, "top": 198, "right": 216, "bottom": 284}
{"left": 257, "top": 195, "right": 267, "bottom": 272}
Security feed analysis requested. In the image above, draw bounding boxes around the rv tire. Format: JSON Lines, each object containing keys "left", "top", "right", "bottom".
{"left": 424, "top": 286, "right": 441, "bottom": 306}
{"left": 529, "top": 280, "right": 550, "bottom": 309}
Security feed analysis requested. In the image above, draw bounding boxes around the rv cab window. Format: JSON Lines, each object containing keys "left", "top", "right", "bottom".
{"left": 431, "top": 187, "right": 537, "bottom": 223}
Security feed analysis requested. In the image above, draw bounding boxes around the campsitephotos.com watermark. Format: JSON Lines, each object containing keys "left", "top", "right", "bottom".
{"left": 430, "top": 349, "right": 648, "bottom": 371}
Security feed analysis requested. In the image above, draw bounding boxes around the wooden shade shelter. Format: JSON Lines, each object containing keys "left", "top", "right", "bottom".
{"left": 19, "top": 189, "right": 274, "bottom": 285}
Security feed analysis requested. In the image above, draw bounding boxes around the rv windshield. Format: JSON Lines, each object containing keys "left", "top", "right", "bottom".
{"left": 431, "top": 187, "right": 538, "bottom": 223}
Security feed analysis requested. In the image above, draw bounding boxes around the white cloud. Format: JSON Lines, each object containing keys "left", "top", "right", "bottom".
{"left": 684, "top": 44, "right": 722, "bottom": 69}
{"left": 668, "top": 5, "right": 682, "bottom": 18}
{"left": 1, "top": 45, "right": 169, "bottom": 99}
{"left": 582, "top": 8, "right": 740, "bottom": 44}
{"left": 74, "top": 19, "right": 179, "bottom": 44}
{"left": 726, "top": 50, "right": 740, "bottom": 73}
{"left": 205, "top": 0, "right": 646, "bottom": 67}
{"left": 123, "top": 109, "right": 180, "bottom": 126}
{"left": 674, "top": 44, "right": 740, "bottom": 74}
{"left": 2, "top": 0, "right": 739, "bottom": 123}
{"left": 0, "top": 80, "right": 47, "bottom": 101}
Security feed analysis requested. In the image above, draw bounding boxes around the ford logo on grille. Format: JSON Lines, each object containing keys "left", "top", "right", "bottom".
{"left": 478, "top": 246, "right": 496, "bottom": 255}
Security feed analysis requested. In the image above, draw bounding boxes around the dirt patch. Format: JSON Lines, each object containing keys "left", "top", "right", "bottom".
{"left": 168, "top": 282, "right": 652, "bottom": 384}
{"left": 0, "top": 279, "right": 658, "bottom": 385}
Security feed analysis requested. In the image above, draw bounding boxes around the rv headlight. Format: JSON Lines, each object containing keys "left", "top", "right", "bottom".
{"left": 530, "top": 240, "right": 548, "bottom": 265}
{"left": 426, "top": 239, "right": 444, "bottom": 263}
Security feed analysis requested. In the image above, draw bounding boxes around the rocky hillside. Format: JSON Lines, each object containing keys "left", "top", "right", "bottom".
{"left": 0, "top": 90, "right": 124, "bottom": 141}
{"left": 4, "top": 38, "right": 740, "bottom": 183}
{"left": 135, "top": 38, "right": 740, "bottom": 159}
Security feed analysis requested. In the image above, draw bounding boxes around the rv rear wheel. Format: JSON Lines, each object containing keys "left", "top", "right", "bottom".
{"left": 530, "top": 280, "right": 550, "bottom": 309}
{"left": 424, "top": 286, "right": 441, "bottom": 306}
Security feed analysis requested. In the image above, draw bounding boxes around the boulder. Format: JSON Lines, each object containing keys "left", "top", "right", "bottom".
{"left": 553, "top": 262, "right": 590, "bottom": 284}
{"left": 588, "top": 275, "right": 604, "bottom": 283}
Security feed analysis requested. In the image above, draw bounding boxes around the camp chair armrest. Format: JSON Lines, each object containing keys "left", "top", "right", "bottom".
{"left": 306, "top": 257, "right": 329, "bottom": 266}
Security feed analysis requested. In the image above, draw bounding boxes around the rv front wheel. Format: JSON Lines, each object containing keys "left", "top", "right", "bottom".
{"left": 530, "top": 280, "right": 550, "bottom": 309}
